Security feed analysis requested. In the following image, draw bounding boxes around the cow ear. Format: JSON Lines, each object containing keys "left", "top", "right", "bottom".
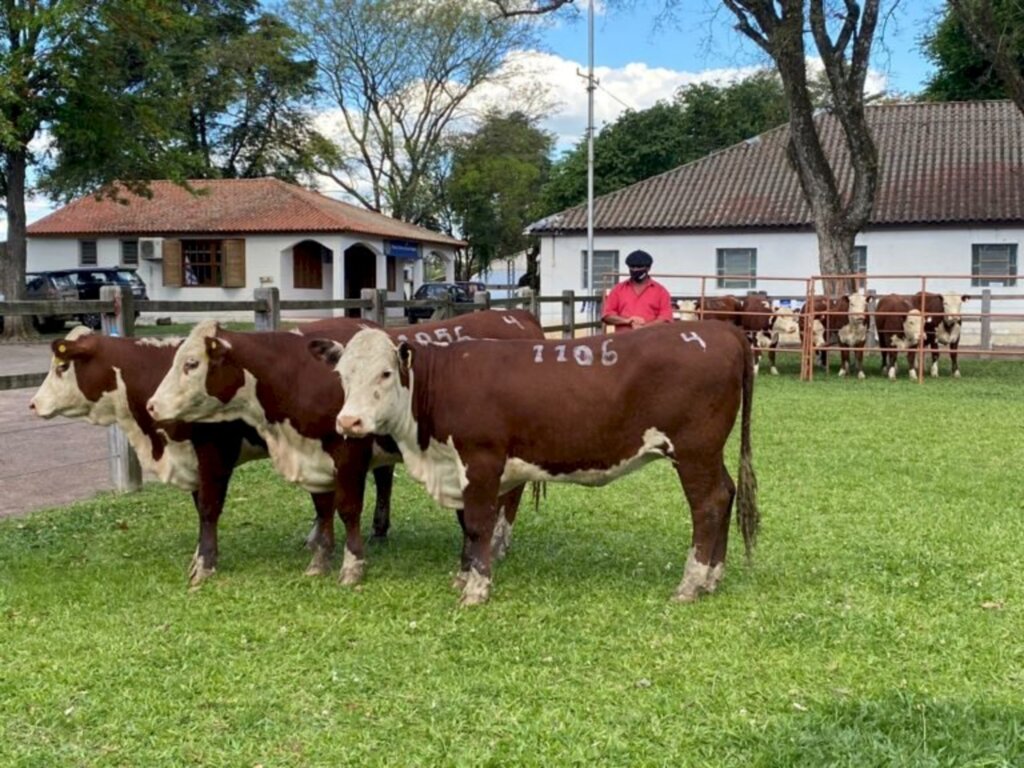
{"left": 962, "top": 294, "right": 970, "bottom": 303}
{"left": 52, "top": 334, "right": 98, "bottom": 362}
{"left": 397, "top": 341, "right": 414, "bottom": 373}
{"left": 204, "top": 335, "right": 231, "bottom": 365}
{"left": 307, "top": 338, "right": 344, "bottom": 367}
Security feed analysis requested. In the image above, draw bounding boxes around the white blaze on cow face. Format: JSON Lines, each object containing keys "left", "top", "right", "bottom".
{"left": 334, "top": 329, "right": 409, "bottom": 438}
{"left": 30, "top": 327, "right": 112, "bottom": 421}
{"left": 674, "top": 300, "right": 698, "bottom": 322}
{"left": 936, "top": 293, "right": 965, "bottom": 346}
{"left": 148, "top": 320, "right": 248, "bottom": 423}
{"left": 902, "top": 309, "right": 924, "bottom": 347}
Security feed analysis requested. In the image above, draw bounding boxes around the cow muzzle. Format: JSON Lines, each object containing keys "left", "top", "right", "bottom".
{"left": 336, "top": 413, "right": 369, "bottom": 437}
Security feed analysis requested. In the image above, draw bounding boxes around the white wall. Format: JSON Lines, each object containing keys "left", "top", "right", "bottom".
{"left": 540, "top": 227, "right": 1024, "bottom": 342}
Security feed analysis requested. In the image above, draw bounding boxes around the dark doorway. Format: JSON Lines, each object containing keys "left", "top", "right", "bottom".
{"left": 293, "top": 240, "right": 327, "bottom": 289}
{"left": 344, "top": 244, "right": 377, "bottom": 317}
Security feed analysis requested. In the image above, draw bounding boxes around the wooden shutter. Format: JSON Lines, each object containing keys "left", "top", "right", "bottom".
{"left": 162, "top": 239, "right": 183, "bottom": 287}
{"left": 223, "top": 239, "right": 246, "bottom": 288}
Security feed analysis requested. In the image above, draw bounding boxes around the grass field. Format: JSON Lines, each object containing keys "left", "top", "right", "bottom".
{"left": 2, "top": 356, "right": 1023, "bottom": 766}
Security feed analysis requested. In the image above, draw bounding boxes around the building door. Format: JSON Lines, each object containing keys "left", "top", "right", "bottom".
{"left": 344, "top": 245, "right": 377, "bottom": 317}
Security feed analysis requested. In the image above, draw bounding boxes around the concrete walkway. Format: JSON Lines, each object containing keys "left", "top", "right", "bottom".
{"left": 0, "top": 343, "right": 113, "bottom": 517}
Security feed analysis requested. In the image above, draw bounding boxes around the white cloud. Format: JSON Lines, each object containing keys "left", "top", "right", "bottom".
{"left": 0, "top": 195, "right": 56, "bottom": 242}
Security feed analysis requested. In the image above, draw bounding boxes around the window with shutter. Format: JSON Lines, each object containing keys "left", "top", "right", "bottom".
{"left": 972, "top": 244, "right": 1017, "bottom": 287}
{"left": 293, "top": 241, "right": 323, "bottom": 289}
{"left": 223, "top": 239, "right": 246, "bottom": 288}
{"left": 716, "top": 248, "right": 757, "bottom": 289}
{"left": 162, "top": 239, "right": 184, "bottom": 287}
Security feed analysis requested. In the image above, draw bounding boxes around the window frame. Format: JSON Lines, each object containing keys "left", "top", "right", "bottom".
{"left": 181, "top": 239, "right": 223, "bottom": 288}
{"left": 79, "top": 240, "right": 98, "bottom": 266}
{"left": 120, "top": 239, "right": 139, "bottom": 267}
{"left": 581, "top": 249, "right": 620, "bottom": 291}
{"left": 716, "top": 247, "right": 757, "bottom": 290}
{"left": 972, "top": 243, "right": 1018, "bottom": 287}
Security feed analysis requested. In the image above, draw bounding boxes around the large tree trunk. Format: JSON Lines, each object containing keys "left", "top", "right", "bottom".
{"left": 816, "top": 221, "right": 858, "bottom": 297}
{"left": 1, "top": 149, "right": 35, "bottom": 341}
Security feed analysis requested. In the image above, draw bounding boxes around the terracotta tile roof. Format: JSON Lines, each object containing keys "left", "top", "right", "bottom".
{"left": 528, "top": 100, "right": 1024, "bottom": 233}
{"left": 27, "top": 177, "right": 465, "bottom": 247}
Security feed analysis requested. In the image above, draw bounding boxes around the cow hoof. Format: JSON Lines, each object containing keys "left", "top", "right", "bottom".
{"left": 451, "top": 570, "right": 469, "bottom": 591}
{"left": 304, "top": 547, "right": 332, "bottom": 577}
{"left": 887, "top": 368, "right": 896, "bottom": 381}
{"left": 753, "top": 364, "right": 760, "bottom": 376}
{"left": 458, "top": 569, "right": 491, "bottom": 606}
{"left": 338, "top": 549, "right": 366, "bottom": 586}
{"left": 671, "top": 586, "right": 702, "bottom": 603}
{"left": 838, "top": 368, "right": 847, "bottom": 378}
{"left": 703, "top": 563, "right": 725, "bottom": 593}
{"left": 770, "top": 367, "right": 779, "bottom": 376}
{"left": 908, "top": 368, "right": 917, "bottom": 380}
{"left": 954, "top": 370, "right": 961, "bottom": 379}
{"left": 188, "top": 549, "right": 217, "bottom": 588}
{"left": 857, "top": 371, "right": 866, "bottom": 380}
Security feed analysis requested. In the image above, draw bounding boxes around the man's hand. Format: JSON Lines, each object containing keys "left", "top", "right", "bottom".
{"left": 629, "top": 316, "right": 647, "bottom": 328}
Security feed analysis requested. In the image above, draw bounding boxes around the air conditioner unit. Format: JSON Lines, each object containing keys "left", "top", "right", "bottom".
{"left": 140, "top": 237, "right": 164, "bottom": 261}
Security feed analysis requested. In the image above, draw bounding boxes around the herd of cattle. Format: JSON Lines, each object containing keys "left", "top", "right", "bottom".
{"left": 674, "top": 290, "right": 968, "bottom": 380}
{"left": 25, "top": 289, "right": 965, "bottom": 606}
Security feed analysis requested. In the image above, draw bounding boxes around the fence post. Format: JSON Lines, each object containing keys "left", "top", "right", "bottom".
{"left": 100, "top": 285, "right": 141, "bottom": 493}
{"left": 528, "top": 289, "right": 539, "bottom": 320}
{"left": 561, "top": 289, "right": 576, "bottom": 339}
{"left": 980, "top": 288, "right": 992, "bottom": 358}
{"left": 474, "top": 290, "right": 491, "bottom": 311}
{"left": 359, "top": 288, "right": 387, "bottom": 326}
{"left": 254, "top": 287, "right": 280, "bottom": 331}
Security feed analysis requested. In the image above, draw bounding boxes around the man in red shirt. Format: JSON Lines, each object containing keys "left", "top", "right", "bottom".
{"left": 600, "top": 249, "right": 674, "bottom": 332}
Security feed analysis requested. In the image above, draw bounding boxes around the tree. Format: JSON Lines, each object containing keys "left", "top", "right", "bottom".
{"left": 490, "top": 0, "right": 885, "bottom": 289}
{"left": 447, "top": 110, "right": 554, "bottom": 279}
{"left": 935, "top": 0, "right": 1024, "bottom": 115}
{"left": 284, "top": 0, "right": 539, "bottom": 226}
{"left": 537, "top": 72, "right": 789, "bottom": 216}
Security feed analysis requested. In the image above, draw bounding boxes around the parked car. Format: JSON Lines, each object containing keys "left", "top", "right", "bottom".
{"left": 49, "top": 268, "right": 149, "bottom": 329}
{"left": 24, "top": 271, "right": 81, "bottom": 331}
{"left": 405, "top": 282, "right": 474, "bottom": 323}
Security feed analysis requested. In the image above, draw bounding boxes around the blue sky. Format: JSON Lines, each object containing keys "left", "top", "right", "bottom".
{"left": 10, "top": 1, "right": 949, "bottom": 237}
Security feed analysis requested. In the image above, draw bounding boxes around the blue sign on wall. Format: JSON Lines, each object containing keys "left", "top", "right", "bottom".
{"left": 385, "top": 240, "right": 421, "bottom": 260}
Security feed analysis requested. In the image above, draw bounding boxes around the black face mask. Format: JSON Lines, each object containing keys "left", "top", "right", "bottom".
{"left": 629, "top": 268, "right": 649, "bottom": 283}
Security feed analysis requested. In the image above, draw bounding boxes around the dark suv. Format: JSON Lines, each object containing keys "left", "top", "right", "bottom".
{"left": 406, "top": 282, "right": 474, "bottom": 323}
{"left": 23, "top": 271, "right": 81, "bottom": 331}
{"left": 50, "top": 268, "right": 149, "bottom": 329}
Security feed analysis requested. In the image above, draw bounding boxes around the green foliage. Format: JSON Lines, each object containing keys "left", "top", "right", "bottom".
{"left": 920, "top": 0, "right": 1024, "bottom": 101}
{"left": 537, "top": 71, "right": 789, "bottom": 216}
{"left": 2, "top": 358, "right": 1023, "bottom": 764}
{"left": 447, "top": 110, "right": 554, "bottom": 277}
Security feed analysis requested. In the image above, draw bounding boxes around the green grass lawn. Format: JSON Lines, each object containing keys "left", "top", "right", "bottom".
{"left": 2, "top": 356, "right": 1023, "bottom": 766}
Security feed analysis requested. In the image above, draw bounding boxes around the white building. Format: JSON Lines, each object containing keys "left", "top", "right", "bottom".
{"left": 27, "top": 178, "right": 464, "bottom": 321}
{"left": 527, "top": 100, "right": 1023, "bottom": 343}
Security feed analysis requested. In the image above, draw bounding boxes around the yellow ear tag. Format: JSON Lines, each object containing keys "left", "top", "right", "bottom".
{"left": 58, "top": 344, "right": 66, "bottom": 354}
{"left": 210, "top": 340, "right": 218, "bottom": 349}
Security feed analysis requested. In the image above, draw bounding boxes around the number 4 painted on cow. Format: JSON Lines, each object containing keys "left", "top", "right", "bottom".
{"left": 680, "top": 332, "right": 706, "bottom": 351}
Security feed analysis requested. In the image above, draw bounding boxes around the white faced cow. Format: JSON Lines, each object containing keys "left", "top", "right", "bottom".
{"left": 313, "top": 323, "right": 759, "bottom": 607}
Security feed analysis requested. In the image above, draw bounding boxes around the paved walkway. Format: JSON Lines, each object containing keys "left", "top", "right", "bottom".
{"left": 0, "top": 343, "right": 113, "bottom": 517}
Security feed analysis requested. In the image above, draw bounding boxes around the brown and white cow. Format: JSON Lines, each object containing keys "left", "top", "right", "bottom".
{"left": 801, "top": 294, "right": 870, "bottom": 378}
{"left": 874, "top": 294, "right": 926, "bottom": 380}
{"left": 26, "top": 327, "right": 381, "bottom": 586}
{"left": 316, "top": 322, "right": 759, "bottom": 607}
{"left": 146, "top": 310, "right": 545, "bottom": 586}
{"left": 911, "top": 291, "right": 968, "bottom": 378}
{"left": 695, "top": 295, "right": 743, "bottom": 325}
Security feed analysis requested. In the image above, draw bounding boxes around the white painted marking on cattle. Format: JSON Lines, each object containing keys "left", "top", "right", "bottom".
{"left": 573, "top": 345, "right": 594, "bottom": 366}
{"left": 433, "top": 328, "right": 454, "bottom": 344}
{"left": 415, "top": 331, "right": 433, "bottom": 346}
{"left": 533, "top": 344, "right": 544, "bottom": 363}
{"left": 555, "top": 344, "right": 567, "bottom": 362}
{"left": 454, "top": 326, "right": 472, "bottom": 341}
{"left": 502, "top": 315, "right": 525, "bottom": 330}
{"left": 600, "top": 338, "right": 618, "bottom": 365}
{"left": 679, "top": 332, "right": 707, "bottom": 351}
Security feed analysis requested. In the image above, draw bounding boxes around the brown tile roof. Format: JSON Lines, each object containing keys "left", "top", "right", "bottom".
{"left": 528, "top": 100, "right": 1024, "bottom": 233}
{"left": 27, "top": 177, "right": 465, "bottom": 247}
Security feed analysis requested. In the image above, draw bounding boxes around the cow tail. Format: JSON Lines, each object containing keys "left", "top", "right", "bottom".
{"left": 737, "top": 336, "right": 760, "bottom": 562}
{"left": 531, "top": 480, "right": 546, "bottom": 512}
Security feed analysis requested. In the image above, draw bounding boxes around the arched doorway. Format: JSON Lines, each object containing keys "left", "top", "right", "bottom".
{"left": 344, "top": 244, "right": 377, "bottom": 317}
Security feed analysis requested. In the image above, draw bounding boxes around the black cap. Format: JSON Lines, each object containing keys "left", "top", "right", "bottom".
{"left": 625, "top": 249, "right": 653, "bottom": 268}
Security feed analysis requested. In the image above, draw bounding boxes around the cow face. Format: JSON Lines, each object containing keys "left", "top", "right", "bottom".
{"left": 328, "top": 329, "right": 409, "bottom": 438}
{"left": 770, "top": 308, "right": 799, "bottom": 339}
{"left": 846, "top": 293, "right": 868, "bottom": 325}
{"left": 941, "top": 293, "right": 967, "bottom": 325}
{"left": 30, "top": 327, "right": 116, "bottom": 422}
{"left": 674, "top": 300, "right": 698, "bottom": 322}
{"left": 901, "top": 309, "right": 924, "bottom": 347}
{"left": 148, "top": 320, "right": 240, "bottom": 422}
